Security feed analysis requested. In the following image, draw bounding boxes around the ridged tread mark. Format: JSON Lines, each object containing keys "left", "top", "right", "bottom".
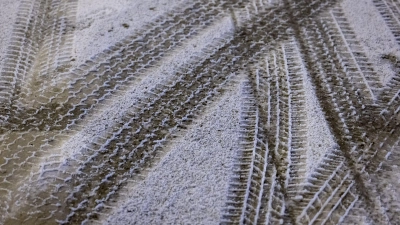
{"left": 288, "top": 2, "right": 399, "bottom": 224}
{"left": 317, "top": 5, "right": 400, "bottom": 223}
{"left": 0, "top": 0, "right": 334, "bottom": 135}
{"left": 368, "top": 143, "right": 400, "bottom": 222}
{"left": 7, "top": 0, "right": 398, "bottom": 223}
{"left": 294, "top": 148, "right": 354, "bottom": 224}
{"left": 245, "top": 51, "right": 288, "bottom": 225}
{"left": 340, "top": 115, "right": 400, "bottom": 224}
{"left": 225, "top": 1, "right": 400, "bottom": 224}
{"left": 0, "top": 0, "right": 261, "bottom": 133}
{"left": 4, "top": 0, "right": 340, "bottom": 223}
{"left": 222, "top": 49, "right": 291, "bottom": 225}
{"left": 372, "top": 0, "right": 400, "bottom": 46}
{"left": 339, "top": 200, "right": 371, "bottom": 224}
{"left": 0, "top": 0, "right": 78, "bottom": 106}
{"left": 221, "top": 35, "right": 334, "bottom": 225}
{"left": 0, "top": 0, "right": 272, "bottom": 223}
{"left": 0, "top": 0, "right": 78, "bottom": 221}
{"left": 358, "top": 106, "right": 400, "bottom": 224}
{"left": 220, "top": 80, "right": 260, "bottom": 224}
{"left": 0, "top": 0, "right": 51, "bottom": 104}
{"left": 219, "top": 0, "right": 341, "bottom": 224}
{"left": 276, "top": 3, "right": 382, "bottom": 222}
{"left": 60, "top": 41, "right": 237, "bottom": 224}
{"left": 18, "top": 0, "right": 78, "bottom": 105}
{"left": 372, "top": 0, "right": 400, "bottom": 106}
{"left": 27, "top": 0, "right": 238, "bottom": 106}
{"left": 0, "top": 0, "right": 254, "bottom": 222}
{"left": 325, "top": 7, "right": 383, "bottom": 102}
{"left": 294, "top": 99, "right": 400, "bottom": 223}
{"left": 294, "top": 23, "right": 387, "bottom": 225}
{"left": 280, "top": 40, "right": 309, "bottom": 199}
{"left": 0, "top": 0, "right": 250, "bottom": 216}
{"left": 1, "top": 36, "right": 235, "bottom": 224}
{"left": 223, "top": 0, "right": 348, "bottom": 223}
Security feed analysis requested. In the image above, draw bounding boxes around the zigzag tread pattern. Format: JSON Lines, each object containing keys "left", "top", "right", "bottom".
{"left": 0, "top": 0, "right": 400, "bottom": 224}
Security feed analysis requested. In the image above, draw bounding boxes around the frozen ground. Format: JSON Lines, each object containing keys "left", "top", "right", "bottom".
{"left": 0, "top": 0, "right": 399, "bottom": 224}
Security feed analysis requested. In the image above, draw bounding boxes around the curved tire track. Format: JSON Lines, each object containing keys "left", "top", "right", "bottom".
{"left": 1, "top": 0, "right": 400, "bottom": 224}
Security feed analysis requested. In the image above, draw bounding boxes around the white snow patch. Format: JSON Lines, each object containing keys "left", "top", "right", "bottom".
{"left": 73, "top": 0, "right": 189, "bottom": 67}
{"left": 302, "top": 66, "right": 337, "bottom": 176}
{"left": 341, "top": 0, "right": 400, "bottom": 85}
{"left": 103, "top": 80, "right": 241, "bottom": 225}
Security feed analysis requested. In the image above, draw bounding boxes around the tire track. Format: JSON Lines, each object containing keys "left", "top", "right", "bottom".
{"left": 2, "top": 0, "right": 398, "bottom": 224}
{"left": 0, "top": 0, "right": 264, "bottom": 131}
{"left": 220, "top": 80, "right": 260, "bottom": 224}
{"left": 8, "top": 0, "right": 398, "bottom": 224}
{"left": 0, "top": 16, "right": 237, "bottom": 224}
{"left": 339, "top": 200, "right": 371, "bottom": 224}
{"left": 2, "top": 0, "right": 338, "bottom": 223}
{"left": 282, "top": 40, "right": 309, "bottom": 198}
{"left": 0, "top": 0, "right": 254, "bottom": 218}
{"left": 372, "top": 0, "right": 400, "bottom": 46}
{"left": 370, "top": 0, "right": 400, "bottom": 113}
{"left": 223, "top": 50, "right": 290, "bottom": 225}
{"left": 0, "top": 0, "right": 51, "bottom": 104}
{"left": 290, "top": 3, "right": 394, "bottom": 224}
{"left": 21, "top": 0, "right": 275, "bottom": 108}
{"left": 0, "top": 0, "right": 79, "bottom": 186}
{"left": 368, "top": 143, "right": 400, "bottom": 222}
{"left": 0, "top": 0, "right": 78, "bottom": 105}
{"left": 0, "top": 0, "right": 250, "bottom": 222}
{"left": 327, "top": 7, "right": 383, "bottom": 101}
{"left": 222, "top": 38, "right": 329, "bottom": 224}
{"left": 295, "top": 149, "right": 358, "bottom": 224}
{"left": 227, "top": 1, "right": 400, "bottom": 224}
{"left": 294, "top": 27, "right": 382, "bottom": 225}
{"left": 19, "top": 0, "right": 78, "bottom": 105}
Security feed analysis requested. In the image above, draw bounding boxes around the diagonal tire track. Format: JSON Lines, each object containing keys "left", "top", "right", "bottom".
{"left": 289, "top": 2, "right": 399, "bottom": 223}
{"left": 5, "top": 0, "right": 339, "bottom": 223}
{"left": 2, "top": 0, "right": 400, "bottom": 224}
{"left": 0, "top": 0, "right": 78, "bottom": 106}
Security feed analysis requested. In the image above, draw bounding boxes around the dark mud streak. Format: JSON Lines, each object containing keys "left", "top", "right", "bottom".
{"left": 284, "top": 43, "right": 309, "bottom": 197}
{"left": 296, "top": 5, "right": 400, "bottom": 222}
{"left": 0, "top": 0, "right": 245, "bottom": 223}
{"left": 1, "top": 0, "right": 252, "bottom": 133}
{"left": 220, "top": 1, "right": 341, "bottom": 224}
{"left": 46, "top": 0, "right": 339, "bottom": 223}
{"left": 61, "top": 50, "right": 236, "bottom": 223}
{"left": 0, "top": 2, "right": 244, "bottom": 220}
{"left": 326, "top": 8, "right": 382, "bottom": 102}
{"left": 0, "top": 1, "right": 256, "bottom": 223}
{"left": 239, "top": 42, "right": 308, "bottom": 224}
{"left": 294, "top": 25, "right": 379, "bottom": 225}
{"left": 289, "top": 3, "right": 393, "bottom": 224}
{"left": 241, "top": 66, "right": 294, "bottom": 224}
{"left": 0, "top": 0, "right": 78, "bottom": 132}
{"left": 23, "top": 0, "right": 79, "bottom": 98}
{"left": 227, "top": 0, "right": 400, "bottom": 223}
{"left": 379, "top": 55, "right": 400, "bottom": 107}
{"left": 3, "top": 0, "right": 399, "bottom": 224}
{"left": 0, "top": 0, "right": 79, "bottom": 222}
{"left": 245, "top": 55, "right": 293, "bottom": 224}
